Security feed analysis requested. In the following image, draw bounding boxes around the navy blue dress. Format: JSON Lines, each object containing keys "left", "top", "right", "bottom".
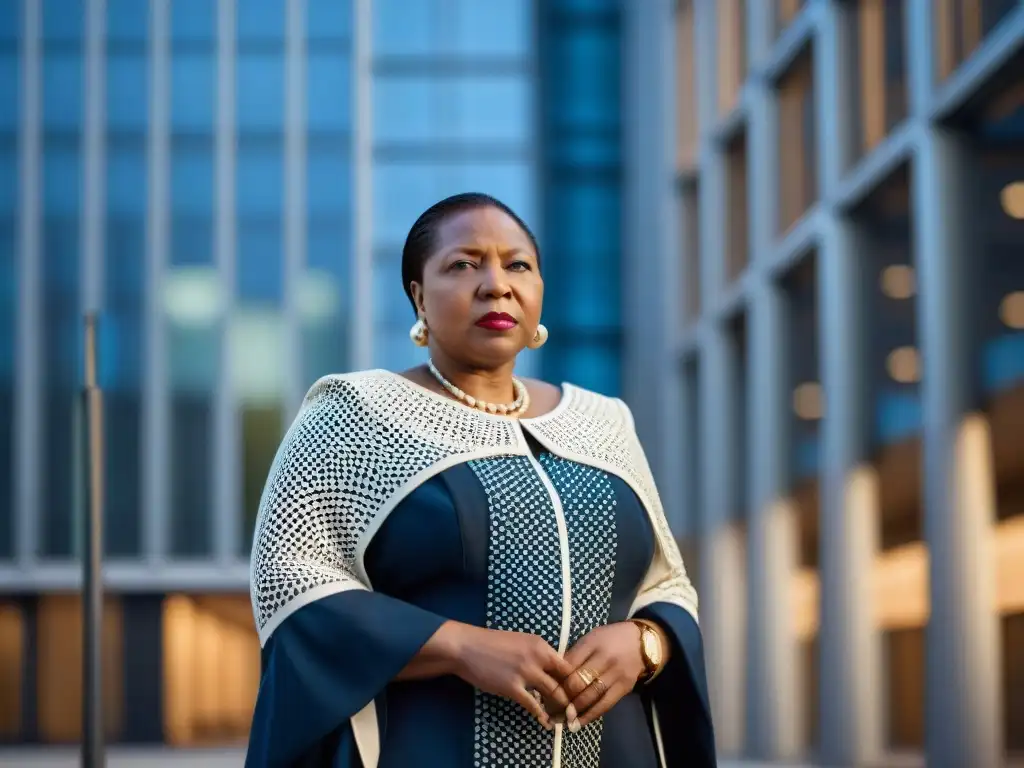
{"left": 246, "top": 452, "right": 715, "bottom": 767}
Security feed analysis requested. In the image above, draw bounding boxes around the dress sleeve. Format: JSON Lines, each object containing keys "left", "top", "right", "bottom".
{"left": 613, "top": 398, "right": 716, "bottom": 766}
{"left": 244, "top": 378, "right": 449, "bottom": 767}
{"left": 634, "top": 602, "right": 717, "bottom": 768}
{"left": 245, "top": 590, "right": 447, "bottom": 767}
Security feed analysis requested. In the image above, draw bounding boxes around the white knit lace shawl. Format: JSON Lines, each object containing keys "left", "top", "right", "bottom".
{"left": 248, "top": 370, "right": 699, "bottom": 766}
{"left": 250, "top": 369, "right": 698, "bottom": 645}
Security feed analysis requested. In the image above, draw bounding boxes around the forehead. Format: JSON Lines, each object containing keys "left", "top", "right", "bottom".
{"left": 434, "top": 206, "right": 534, "bottom": 254}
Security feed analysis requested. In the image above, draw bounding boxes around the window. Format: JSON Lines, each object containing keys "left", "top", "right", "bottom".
{"left": 725, "top": 131, "right": 749, "bottom": 283}
{"left": 680, "top": 179, "right": 701, "bottom": 323}
{"left": 676, "top": 0, "right": 698, "bottom": 170}
{"left": 168, "top": 24, "right": 216, "bottom": 556}
{"left": 40, "top": 30, "right": 82, "bottom": 557}
{"left": 729, "top": 312, "right": 749, "bottom": 520}
{"left": 851, "top": 0, "right": 908, "bottom": 158}
{"left": 936, "top": 0, "right": 1020, "bottom": 81}
{"left": 778, "top": 47, "right": 817, "bottom": 234}
{"left": 162, "top": 595, "right": 260, "bottom": 745}
{"left": 36, "top": 595, "right": 124, "bottom": 742}
{"left": 856, "top": 164, "right": 919, "bottom": 449}
{"left": 0, "top": 13, "right": 15, "bottom": 560}
{"left": 784, "top": 253, "right": 820, "bottom": 484}
{"left": 775, "top": 0, "right": 805, "bottom": 37}
{"left": 717, "top": 0, "right": 745, "bottom": 116}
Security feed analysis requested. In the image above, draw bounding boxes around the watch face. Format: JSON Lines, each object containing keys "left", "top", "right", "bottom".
{"left": 642, "top": 630, "right": 662, "bottom": 666}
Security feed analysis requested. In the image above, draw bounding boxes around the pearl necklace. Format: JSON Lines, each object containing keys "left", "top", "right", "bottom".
{"left": 427, "top": 360, "right": 530, "bottom": 417}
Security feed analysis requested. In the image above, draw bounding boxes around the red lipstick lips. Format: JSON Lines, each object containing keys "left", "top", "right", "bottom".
{"left": 475, "top": 312, "right": 518, "bottom": 331}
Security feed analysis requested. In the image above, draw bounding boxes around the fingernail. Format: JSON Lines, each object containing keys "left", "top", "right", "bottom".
{"left": 565, "top": 705, "right": 577, "bottom": 721}
{"left": 568, "top": 718, "right": 582, "bottom": 733}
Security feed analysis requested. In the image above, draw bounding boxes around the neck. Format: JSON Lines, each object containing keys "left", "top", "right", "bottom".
{"left": 428, "top": 352, "right": 518, "bottom": 405}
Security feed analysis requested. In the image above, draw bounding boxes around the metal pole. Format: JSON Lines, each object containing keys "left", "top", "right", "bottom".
{"left": 82, "top": 312, "right": 105, "bottom": 767}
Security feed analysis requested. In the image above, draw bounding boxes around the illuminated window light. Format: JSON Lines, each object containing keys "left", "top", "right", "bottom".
{"left": 793, "top": 381, "right": 824, "bottom": 420}
{"left": 880, "top": 264, "right": 915, "bottom": 299}
{"left": 1000, "top": 291, "right": 1024, "bottom": 330}
{"left": 886, "top": 346, "right": 920, "bottom": 384}
{"left": 1000, "top": 181, "right": 1024, "bottom": 220}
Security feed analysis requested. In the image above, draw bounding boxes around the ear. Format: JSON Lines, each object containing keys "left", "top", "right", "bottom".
{"left": 409, "top": 281, "right": 426, "bottom": 317}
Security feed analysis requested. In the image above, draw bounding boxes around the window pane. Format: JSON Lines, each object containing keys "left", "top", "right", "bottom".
{"left": 307, "top": 51, "right": 351, "bottom": 132}
{"left": 775, "top": 0, "right": 805, "bottom": 37}
{"left": 237, "top": 0, "right": 284, "bottom": 44}
{"left": 784, "top": 254, "right": 821, "bottom": 484}
{"left": 717, "top": 0, "right": 745, "bottom": 116}
{"left": 307, "top": 0, "right": 351, "bottom": 41}
{"left": 169, "top": 36, "right": 216, "bottom": 554}
{"left": 449, "top": 0, "right": 531, "bottom": 57}
{"left": 676, "top": 1, "right": 698, "bottom": 170}
{"left": 725, "top": 131, "right": 749, "bottom": 283}
{"left": 935, "top": 0, "right": 1019, "bottom": 80}
{"left": 373, "top": 0, "right": 442, "bottom": 57}
{"left": 850, "top": 0, "right": 908, "bottom": 160}
{"left": 40, "top": 135, "right": 80, "bottom": 558}
{"left": 778, "top": 47, "right": 817, "bottom": 234}
{"left": 374, "top": 75, "right": 531, "bottom": 144}
{"left": 680, "top": 180, "right": 701, "bottom": 324}
{"left": 237, "top": 54, "right": 284, "bottom": 133}
{"left": 855, "top": 164, "right": 919, "bottom": 449}
{"left": 103, "top": 140, "right": 146, "bottom": 557}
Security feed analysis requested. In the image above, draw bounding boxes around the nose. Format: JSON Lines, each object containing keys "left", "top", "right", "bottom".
{"left": 478, "top": 260, "right": 512, "bottom": 299}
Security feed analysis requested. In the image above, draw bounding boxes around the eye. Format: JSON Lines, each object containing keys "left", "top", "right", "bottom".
{"left": 450, "top": 260, "right": 476, "bottom": 271}
{"left": 508, "top": 260, "right": 532, "bottom": 272}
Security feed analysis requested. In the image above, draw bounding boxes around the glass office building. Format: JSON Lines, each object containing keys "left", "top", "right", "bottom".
{"left": 656, "top": 1, "right": 1024, "bottom": 766}
{"left": 0, "top": 0, "right": 629, "bottom": 747}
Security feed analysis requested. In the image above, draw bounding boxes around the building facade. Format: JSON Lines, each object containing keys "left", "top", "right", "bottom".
{"left": 0, "top": 0, "right": 627, "bottom": 747}
{"left": 627, "top": 1, "right": 1024, "bottom": 766}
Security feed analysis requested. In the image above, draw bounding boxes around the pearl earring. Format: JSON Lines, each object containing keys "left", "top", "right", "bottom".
{"left": 528, "top": 323, "right": 548, "bottom": 349}
{"left": 409, "top": 317, "right": 429, "bottom": 347}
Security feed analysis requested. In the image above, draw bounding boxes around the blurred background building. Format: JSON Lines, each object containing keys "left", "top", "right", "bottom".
{"left": 655, "top": 1, "right": 1024, "bottom": 766}
{"left": 1, "top": 0, "right": 1024, "bottom": 766}
{"left": 0, "top": 0, "right": 630, "bottom": 751}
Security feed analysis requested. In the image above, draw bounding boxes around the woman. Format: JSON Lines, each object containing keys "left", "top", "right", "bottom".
{"left": 246, "top": 193, "right": 715, "bottom": 767}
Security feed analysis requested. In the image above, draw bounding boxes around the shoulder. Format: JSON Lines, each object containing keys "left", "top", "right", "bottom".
{"left": 526, "top": 377, "right": 635, "bottom": 432}
{"left": 297, "top": 369, "right": 412, "bottom": 417}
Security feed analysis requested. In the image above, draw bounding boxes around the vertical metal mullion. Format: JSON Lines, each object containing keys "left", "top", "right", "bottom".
{"left": 144, "top": 0, "right": 170, "bottom": 562}
{"left": 214, "top": 0, "right": 238, "bottom": 563}
{"left": 350, "top": 0, "right": 373, "bottom": 371}
{"left": 15, "top": 0, "right": 42, "bottom": 566}
{"left": 284, "top": 0, "right": 307, "bottom": 416}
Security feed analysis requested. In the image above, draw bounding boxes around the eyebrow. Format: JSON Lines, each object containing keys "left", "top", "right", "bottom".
{"left": 451, "top": 246, "right": 531, "bottom": 258}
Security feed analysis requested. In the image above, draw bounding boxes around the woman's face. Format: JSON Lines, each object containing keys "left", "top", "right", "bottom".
{"left": 411, "top": 206, "right": 543, "bottom": 369}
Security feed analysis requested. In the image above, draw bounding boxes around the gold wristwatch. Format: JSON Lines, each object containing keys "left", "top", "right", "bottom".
{"left": 630, "top": 618, "right": 665, "bottom": 684}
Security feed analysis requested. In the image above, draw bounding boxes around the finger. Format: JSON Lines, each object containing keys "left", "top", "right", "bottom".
{"left": 574, "top": 680, "right": 627, "bottom": 730}
{"left": 543, "top": 651, "right": 577, "bottom": 682}
{"left": 512, "top": 686, "right": 553, "bottom": 731}
{"left": 568, "top": 671, "right": 608, "bottom": 720}
{"left": 528, "top": 670, "right": 572, "bottom": 714}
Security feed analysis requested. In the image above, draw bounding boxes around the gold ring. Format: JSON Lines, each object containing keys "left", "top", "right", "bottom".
{"left": 576, "top": 667, "right": 598, "bottom": 687}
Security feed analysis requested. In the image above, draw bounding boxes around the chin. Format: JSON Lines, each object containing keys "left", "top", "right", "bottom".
{"left": 464, "top": 337, "right": 525, "bottom": 368}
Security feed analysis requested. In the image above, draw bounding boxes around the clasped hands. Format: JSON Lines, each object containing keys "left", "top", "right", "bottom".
{"left": 454, "top": 620, "right": 649, "bottom": 735}
{"left": 532, "top": 622, "right": 646, "bottom": 732}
